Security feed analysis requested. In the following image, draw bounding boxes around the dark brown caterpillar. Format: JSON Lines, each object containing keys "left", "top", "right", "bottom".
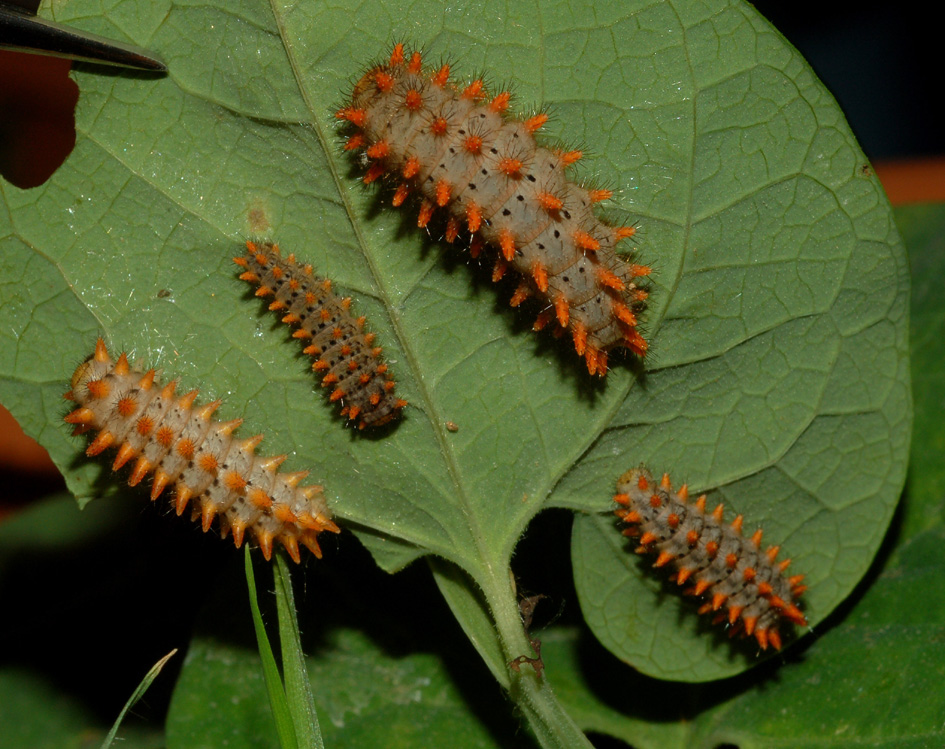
{"left": 235, "top": 241, "right": 406, "bottom": 429}
{"left": 337, "top": 44, "right": 650, "bottom": 376}
{"left": 65, "top": 338, "right": 339, "bottom": 562}
{"left": 614, "top": 468, "right": 807, "bottom": 650}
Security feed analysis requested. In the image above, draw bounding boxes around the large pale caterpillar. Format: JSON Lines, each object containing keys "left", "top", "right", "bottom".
{"left": 338, "top": 43, "right": 650, "bottom": 376}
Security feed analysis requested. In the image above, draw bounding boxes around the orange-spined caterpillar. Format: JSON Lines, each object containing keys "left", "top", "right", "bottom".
{"left": 614, "top": 468, "right": 807, "bottom": 650}
{"left": 65, "top": 338, "right": 339, "bottom": 561}
{"left": 235, "top": 241, "right": 406, "bottom": 429}
{"left": 338, "top": 44, "right": 650, "bottom": 376}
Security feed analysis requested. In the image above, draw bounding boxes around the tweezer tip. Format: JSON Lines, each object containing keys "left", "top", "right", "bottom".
{"left": 0, "top": 6, "right": 168, "bottom": 72}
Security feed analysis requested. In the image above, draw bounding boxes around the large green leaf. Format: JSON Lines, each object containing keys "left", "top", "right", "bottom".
{"left": 545, "top": 205, "right": 944, "bottom": 747}
{"left": 0, "top": 0, "right": 909, "bottom": 734}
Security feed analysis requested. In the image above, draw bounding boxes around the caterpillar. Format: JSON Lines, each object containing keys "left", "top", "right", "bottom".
{"left": 64, "top": 338, "right": 339, "bottom": 562}
{"left": 614, "top": 468, "right": 807, "bottom": 650}
{"left": 235, "top": 240, "right": 406, "bottom": 429}
{"left": 337, "top": 43, "right": 650, "bottom": 376}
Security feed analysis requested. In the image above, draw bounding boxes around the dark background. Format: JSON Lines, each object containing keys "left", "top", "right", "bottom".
{"left": 752, "top": 1, "right": 941, "bottom": 160}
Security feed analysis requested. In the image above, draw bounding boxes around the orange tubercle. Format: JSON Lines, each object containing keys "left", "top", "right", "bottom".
{"left": 498, "top": 229, "right": 516, "bottom": 261}
{"left": 524, "top": 113, "right": 548, "bottom": 133}
{"left": 418, "top": 201, "right": 434, "bottom": 228}
{"left": 466, "top": 202, "right": 482, "bottom": 233}
{"left": 404, "top": 89, "right": 423, "bottom": 111}
{"left": 403, "top": 156, "right": 421, "bottom": 179}
{"left": 392, "top": 183, "right": 410, "bottom": 207}
{"left": 463, "top": 79, "right": 485, "bottom": 99}
{"left": 557, "top": 149, "right": 582, "bottom": 166}
{"left": 363, "top": 163, "right": 385, "bottom": 184}
{"left": 596, "top": 267, "right": 625, "bottom": 291}
{"left": 366, "top": 141, "right": 390, "bottom": 159}
{"left": 463, "top": 135, "right": 483, "bottom": 154}
{"left": 336, "top": 107, "right": 366, "bottom": 127}
{"left": 509, "top": 283, "right": 530, "bottom": 307}
{"left": 554, "top": 295, "right": 570, "bottom": 328}
{"left": 435, "top": 179, "right": 452, "bottom": 207}
{"left": 537, "top": 191, "right": 563, "bottom": 212}
{"left": 490, "top": 91, "right": 511, "bottom": 113}
{"left": 532, "top": 263, "right": 548, "bottom": 293}
{"left": 432, "top": 64, "right": 450, "bottom": 87}
{"left": 574, "top": 230, "right": 600, "bottom": 252}
{"left": 571, "top": 323, "right": 587, "bottom": 356}
{"left": 431, "top": 116, "right": 449, "bottom": 136}
{"left": 497, "top": 157, "right": 523, "bottom": 177}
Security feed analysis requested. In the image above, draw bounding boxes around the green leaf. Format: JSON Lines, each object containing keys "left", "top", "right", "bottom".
{"left": 0, "top": 0, "right": 909, "bottom": 737}
{"left": 545, "top": 204, "right": 944, "bottom": 744}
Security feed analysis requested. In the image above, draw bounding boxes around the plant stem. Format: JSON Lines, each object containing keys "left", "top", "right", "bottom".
{"left": 477, "top": 566, "right": 593, "bottom": 749}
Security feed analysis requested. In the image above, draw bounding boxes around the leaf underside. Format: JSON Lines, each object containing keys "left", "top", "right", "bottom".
{"left": 0, "top": 0, "right": 909, "bottom": 689}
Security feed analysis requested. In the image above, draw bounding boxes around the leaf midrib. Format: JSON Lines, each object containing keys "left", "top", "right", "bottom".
{"left": 268, "top": 3, "right": 489, "bottom": 574}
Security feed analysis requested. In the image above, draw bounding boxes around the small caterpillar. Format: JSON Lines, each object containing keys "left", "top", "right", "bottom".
{"left": 235, "top": 241, "right": 406, "bottom": 429}
{"left": 64, "top": 338, "right": 339, "bottom": 562}
{"left": 338, "top": 43, "right": 650, "bottom": 376}
{"left": 614, "top": 468, "right": 807, "bottom": 650}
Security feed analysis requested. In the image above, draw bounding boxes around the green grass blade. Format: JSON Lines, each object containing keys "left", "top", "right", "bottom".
{"left": 244, "top": 547, "right": 298, "bottom": 749}
{"left": 274, "top": 553, "right": 324, "bottom": 749}
{"left": 99, "top": 648, "right": 177, "bottom": 749}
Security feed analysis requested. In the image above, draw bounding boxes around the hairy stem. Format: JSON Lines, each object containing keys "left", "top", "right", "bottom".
{"left": 431, "top": 559, "right": 592, "bottom": 749}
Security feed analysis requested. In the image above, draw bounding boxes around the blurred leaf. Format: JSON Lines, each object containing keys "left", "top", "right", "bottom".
{"left": 0, "top": 668, "right": 163, "bottom": 749}
{"left": 168, "top": 628, "right": 524, "bottom": 749}
{"left": 896, "top": 204, "right": 945, "bottom": 536}
{"left": 0, "top": 669, "right": 102, "bottom": 749}
{"left": 0, "top": 492, "right": 129, "bottom": 553}
{"left": 167, "top": 635, "right": 280, "bottom": 749}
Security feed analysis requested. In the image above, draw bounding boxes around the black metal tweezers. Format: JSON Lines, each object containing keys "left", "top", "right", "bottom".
{"left": 0, "top": 0, "right": 165, "bottom": 71}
